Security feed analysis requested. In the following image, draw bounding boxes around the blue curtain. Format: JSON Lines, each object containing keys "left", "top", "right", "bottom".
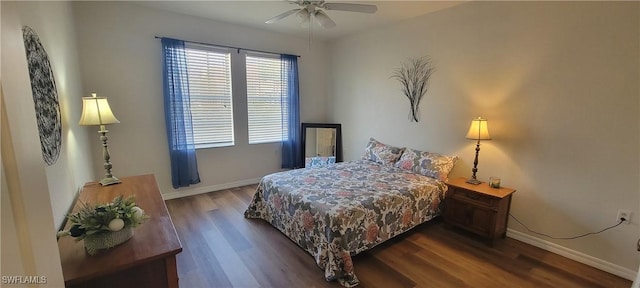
{"left": 281, "top": 54, "right": 301, "bottom": 169}
{"left": 161, "top": 38, "right": 201, "bottom": 188}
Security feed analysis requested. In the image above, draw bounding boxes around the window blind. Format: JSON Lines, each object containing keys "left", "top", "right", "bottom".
{"left": 246, "top": 52, "right": 288, "bottom": 144}
{"left": 184, "top": 43, "right": 234, "bottom": 147}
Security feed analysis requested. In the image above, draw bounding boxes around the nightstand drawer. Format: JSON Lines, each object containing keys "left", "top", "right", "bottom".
{"left": 449, "top": 187, "right": 498, "bottom": 209}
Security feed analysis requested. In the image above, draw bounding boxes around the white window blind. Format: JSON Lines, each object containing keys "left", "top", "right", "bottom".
{"left": 184, "top": 43, "right": 234, "bottom": 148}
{"left": 246, "top": 52, "right": 288, "bottom": 144}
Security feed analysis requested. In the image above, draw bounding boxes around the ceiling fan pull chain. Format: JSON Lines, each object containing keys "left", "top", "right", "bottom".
{"left": 308, "top": 17, "right": 312, "bottom": 50}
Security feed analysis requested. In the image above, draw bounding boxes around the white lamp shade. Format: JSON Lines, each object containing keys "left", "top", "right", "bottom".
{"left": 79, "top": 94, "right": 120, "bottom": 126}
{"left": 465, "top": 117, "right": 491, "bottom": 140}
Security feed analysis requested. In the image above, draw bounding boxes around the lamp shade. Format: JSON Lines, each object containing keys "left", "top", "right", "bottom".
{"left": 79, "top": 93, "right": 120, "bottom": 126}
{"left": 465, "top": 117, "right": 491, "bottom": 140}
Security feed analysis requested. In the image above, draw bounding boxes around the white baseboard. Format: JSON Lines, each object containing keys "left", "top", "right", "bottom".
{"left": 507, "top": 228, "right": 637, "bottom": 281}
{"left": 161, "top": 178, "right": 261, "bottom": 200}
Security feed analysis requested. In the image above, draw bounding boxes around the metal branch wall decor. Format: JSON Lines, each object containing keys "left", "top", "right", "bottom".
{"left": 22, "top": 26, "right": 62, "bottom": 166}
{"left": 391, "top": 56, "right": 435, "bottom": 122}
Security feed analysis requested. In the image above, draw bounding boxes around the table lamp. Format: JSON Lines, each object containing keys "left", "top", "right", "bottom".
{"left": 79, "top": 93, "right": 121, "bottom": 186}
{"left": 465, "top": 117, "right": 491, "bottom": 185}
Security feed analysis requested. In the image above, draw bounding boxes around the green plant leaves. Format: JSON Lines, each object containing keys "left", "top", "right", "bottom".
{"left": 59, "top": 195, "right": 147, "bottom": 239}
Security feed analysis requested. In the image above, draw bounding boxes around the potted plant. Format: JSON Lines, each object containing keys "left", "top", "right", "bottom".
{"left": 57, "top": 195, "right": 147, "bottom": 255}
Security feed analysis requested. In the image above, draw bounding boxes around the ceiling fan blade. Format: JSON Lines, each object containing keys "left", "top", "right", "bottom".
{"left": 265, "top": 8, "right": 302, "bottom": 24}
{"left": 314, "top": 10, "right": 336, "bottom": 29}
{"left": 323, "top": 3, "right": 377, "bottom": 13}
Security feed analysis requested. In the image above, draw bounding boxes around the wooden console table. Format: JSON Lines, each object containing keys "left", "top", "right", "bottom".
{"left": 58, "top": 174, "right": 182, "bottom": 288}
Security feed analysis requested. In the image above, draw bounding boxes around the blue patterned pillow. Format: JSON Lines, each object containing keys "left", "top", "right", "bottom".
{"left": 306, "top": 156, "right": 336, "bottom": 168}
{"left": 395, "top": 148, "right": 458, "bottom": 181}
{"left": 361, "top": 138, "right": 405, "bottom": 166}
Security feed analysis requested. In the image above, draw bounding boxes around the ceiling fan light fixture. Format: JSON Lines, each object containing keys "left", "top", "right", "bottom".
{"left": 295, "top": 8, "right": 310, "bottom": 23}
{"left": 314, "top": 10, "right": 336, "bottom": 29}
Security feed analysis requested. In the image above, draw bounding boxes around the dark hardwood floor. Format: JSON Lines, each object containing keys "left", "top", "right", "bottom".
{"left": 165, "top": 185, "right": 632, "bottom": 288}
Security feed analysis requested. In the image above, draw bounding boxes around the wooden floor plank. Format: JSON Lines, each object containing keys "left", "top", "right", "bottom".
{"left": 164, "top": 184, "right": 632, "bottom": 288}
{"left": 354, "top": 253, "right": 416, "bottom": 288}
{"left": 174, "top": 197, "right": 234, "bottom": 287}
{"left": 387, "top": 246, "right": 467, "bottom": 287}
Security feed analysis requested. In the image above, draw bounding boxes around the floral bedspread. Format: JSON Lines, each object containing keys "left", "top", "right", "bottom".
{"left": 244, "top": 160, "right": 447, "bottom": 287}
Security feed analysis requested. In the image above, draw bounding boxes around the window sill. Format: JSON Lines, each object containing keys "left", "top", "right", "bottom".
{"left": 195, "top": 143, "right": 234, "bottom": 150}
{"left": 249, "top": 140, "right": 284, "bottom": 145}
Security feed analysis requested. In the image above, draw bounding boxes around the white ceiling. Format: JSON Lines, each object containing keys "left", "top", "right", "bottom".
{"left": 132, "top": 1, "right": 465, "bottom": 41}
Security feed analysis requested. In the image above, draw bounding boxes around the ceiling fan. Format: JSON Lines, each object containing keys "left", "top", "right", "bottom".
{"left": 266, "top": 1, "right": 378, "bottom": 29}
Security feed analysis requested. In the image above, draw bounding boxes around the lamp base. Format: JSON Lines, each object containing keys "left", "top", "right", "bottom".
{"left": 100, "top": 176, "right": 121, "bottom": 186}
{"left": 466, "top": 178, "right": 482, "bottom": 185}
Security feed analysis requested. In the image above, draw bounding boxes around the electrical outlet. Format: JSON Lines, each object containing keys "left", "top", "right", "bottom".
{"left": 617, "top": 209, "right": 631, "bottom": 224}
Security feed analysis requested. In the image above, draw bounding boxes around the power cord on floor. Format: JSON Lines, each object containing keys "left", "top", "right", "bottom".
{"left": 509, "top": 214, "right": 624, "bottom": 240}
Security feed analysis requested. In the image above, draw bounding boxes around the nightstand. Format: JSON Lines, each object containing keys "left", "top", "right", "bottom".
{"left": 443, "top": 177, "right": 516, "bottom": 246}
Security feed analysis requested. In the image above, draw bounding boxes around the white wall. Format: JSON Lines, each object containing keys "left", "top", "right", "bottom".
{"left": 72, "top": 2, "right": 328, "bottom": 197}
{"left": 0, "top": 135, "right": 26, "bottom": 284}
{"left": 328, "top": 1, "right": 639, "bottom": 278}
{"left": 1, "top": 1, "right": 95, "bottom": 285}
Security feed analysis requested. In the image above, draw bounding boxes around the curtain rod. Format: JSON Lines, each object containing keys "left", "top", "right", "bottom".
{"left": 154, "top": 36, "right": 300, "bottom": 58}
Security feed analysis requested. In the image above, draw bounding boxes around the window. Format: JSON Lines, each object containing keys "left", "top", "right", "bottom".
{"left": 246, "top": 52, "right": 288, "bottom": 144}
{"left": 184, "top": 43, "right": 234, "bottom": 148}
{"left": 181, "top": 43, "right": 293, "bottom": 148}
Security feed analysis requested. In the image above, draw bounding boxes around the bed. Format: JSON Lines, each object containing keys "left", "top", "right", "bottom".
{"left": 244, "top": 139, "right": 457, "bottom": 287}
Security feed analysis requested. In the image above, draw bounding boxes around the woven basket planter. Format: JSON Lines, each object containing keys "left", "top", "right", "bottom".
{"left": 84, "top": 226, "right": 134, "bottom": 255}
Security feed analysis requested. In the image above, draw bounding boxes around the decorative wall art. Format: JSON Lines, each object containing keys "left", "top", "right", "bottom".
{"left": 391, "top": 56, "right": 435, "bottom": 122}
{"left": 22, "top": 26, "right": 62, "bottom": 166}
